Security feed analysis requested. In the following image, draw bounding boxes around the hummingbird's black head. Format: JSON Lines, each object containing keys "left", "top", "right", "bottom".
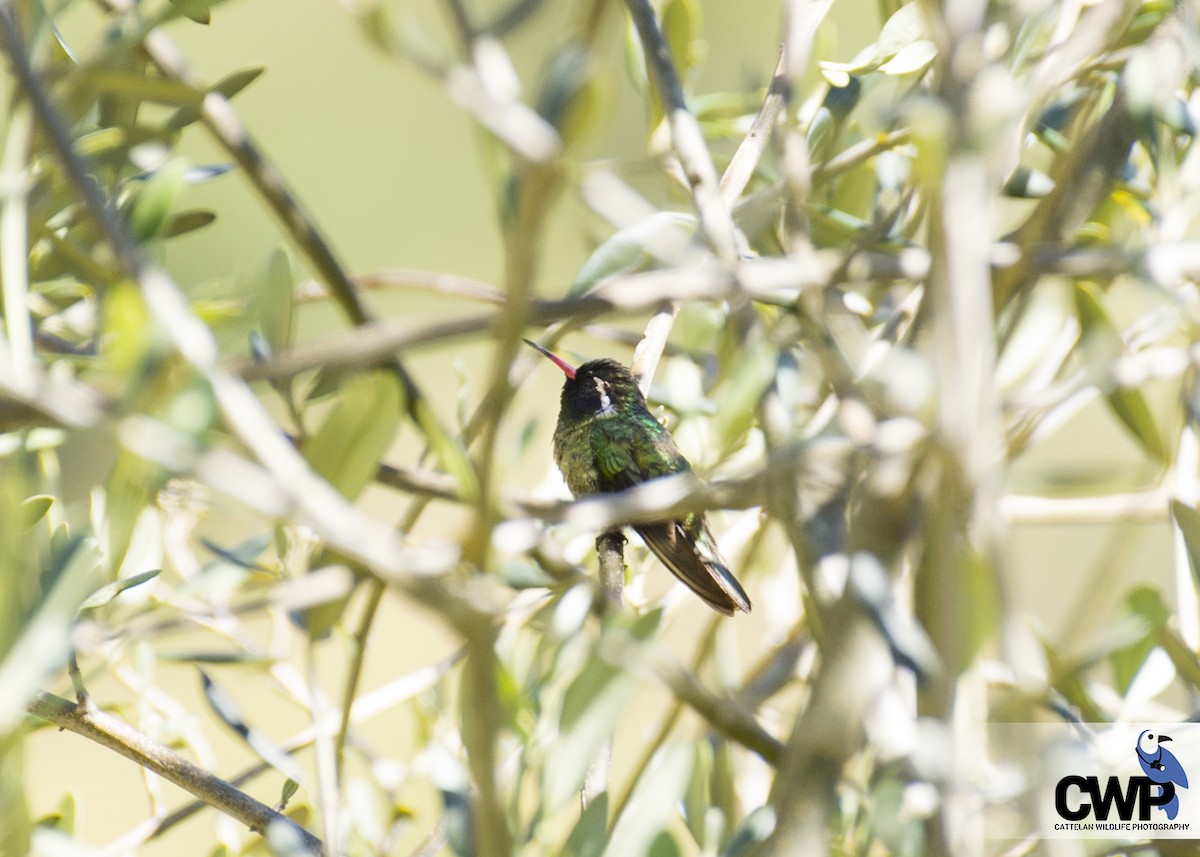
{"left": 523, "top": 340, "right": 646, "bottom": 422}
{"left": 560, "top": 358, "right": 644, "bottom": 421}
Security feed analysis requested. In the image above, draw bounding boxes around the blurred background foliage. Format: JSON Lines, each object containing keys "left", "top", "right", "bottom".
{"left": 1, "top": 0, "right": 1200, "bottom": 855}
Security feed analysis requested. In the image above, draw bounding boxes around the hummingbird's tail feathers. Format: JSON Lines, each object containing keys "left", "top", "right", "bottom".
{"left": 634, "top": 522, "right": 752, "bottom": 615}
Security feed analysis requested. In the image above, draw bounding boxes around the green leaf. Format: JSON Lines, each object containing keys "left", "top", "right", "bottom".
{"left": 662, "top": 0, "right": 702, "bottom": 81}
{"left": 545, "top": 652, "right": 638, "bottom": 808}
{"left": 1073, "top": 282, "right": 1169, "bottom": 464}
{"left": 602, "top": 742, "right": 693, "bottom": 857}
{"left": 280, "top": 778, "right": 300, "bottom": 809}
{"left": 82, "top": 69, "right": 200, "bottom": 108}
{"left": 0, "top": 538, "right": 103, "bottom": 732}
{"left": 1172, "top": 500, "right": 1200, "bottom": 589}
{"left": 161, "top": 209, "right": 216, "bottom": 239}
{"left": 0, "top": 735, "right": 30, "bottom": 857}
{"left": 254, "top": 247, "right": 295, "bottom": 356}
{"left": 168, "top": 0, "right": 212, "bottom": 23}
{"left": 715, "top": 342, "right": 777, "bottom": 450}
{"left": 129, "top": 158, "right": 192, "bottom": 242}
{"left": 302, "top": 370, "right": 402, "bottom": 500}
{"left": 165, "top": 66, "right": 266, "bottom": 130}
{"left": 155, "top": 651, "right": 274, "bottom": 665}
{"left": 1160, "top": 628, "right": 1200, "bottom": 691}
{"left": 682, "top": 739, "right": 713, "bottom": 847}
{"left": 1110, "top": 586, "right": 1166, "bottom": 694}
{"left": 20, "top": 496, "right": 53, "bottom": 529}
{"left": 563, "top": 792, "right": 608, "bottom": 857}
{"left": 571, "top": 212, "right": 696, "bottom": 295}
{"left": 648, "top": 831, "right": 683, "bottom": 857}
{"left": 79, "top": 569, "right": 160, "bottom": 611}
{"left": 1002, "top": 165, "right": 1055, "bottom": 199}
{"left": 875, "top": 3, "right": 927, "bottom": 61}
{"left": 877, "top": 39, "right": 936, "bottom": 75}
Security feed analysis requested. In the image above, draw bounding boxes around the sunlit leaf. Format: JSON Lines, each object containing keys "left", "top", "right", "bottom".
{"left": 1110, "top": 586, "right": 1166, "bottom": 694}
{"left": 662, "top": 0, "right": 702, "bottom": 81}
{"left": 875, "top": 2, "right": 926, "bottom": 60}
{"left": 571, "top": 212, "right": 697, "bottom": 295}
{"left": 1073, "top": 283, "right": 1169, "bottom": 464}
{"left": 20, "top": 496, "right": 53, "bottom": 529}
{"left": 302, "top": 370, "right": 402, "bottom": 500}
{"left": 563, "top": 792, "right": 607, "bottom": 857}
{"left": 602, "top": 742, "right": 693, "bottom": 857}
{"left": 877, "top": 39, "right": 936, "bottom": 75}
{"left": 79, "top": 569, "right": 160, "bottom": 611}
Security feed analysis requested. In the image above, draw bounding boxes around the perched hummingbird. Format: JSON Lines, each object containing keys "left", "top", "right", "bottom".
{"left": 524, "top": 339, "right": 751, "bottom": 615}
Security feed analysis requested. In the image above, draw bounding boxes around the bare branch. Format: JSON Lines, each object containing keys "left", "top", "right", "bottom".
{"left": 26, "top": 692, "right": 324, "bottom": 855}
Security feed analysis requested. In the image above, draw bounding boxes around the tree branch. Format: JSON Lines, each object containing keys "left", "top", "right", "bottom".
{"left": 26, "top": 692, "right": 323, "bottom": 855}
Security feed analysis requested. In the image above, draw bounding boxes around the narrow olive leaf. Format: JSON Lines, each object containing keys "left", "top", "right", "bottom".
{"left": 571, "top": 212, "right": 697, "bottom": 295}
{"left": 563, "top": 792, "right": 607, "bottom": 857}
{"left": 722, "top": 805, "right": 777, "bottom": 856}
{"left": 75, "top": 125, "right": 176, "bottom": 165}
{"left": 875, "top": 2, "right": 927, "bottom": 62}
{"left": 155, "top": 651, "right": 274, "bottom": 665}
{"left": 1159, "top": 628, "right": 1200, "bottom": 690}
{"left": 79, "top": 69, "right": 201, "bottom": 108}
{"left": 0, "top": 538, "right": 102, "bottom": 733}
{"left": 1073, "top": 283, "right": 1169, "bottom": 464}
{"left": 199, "top": 670, "right": 308, "bottom": 785}
{"left": 715, "top": 342, "right": 778, "bottom": 450}
{"left": 544, "top": 652, "right": 638, "bottom": 808}
{"left": 29, "top": 222, "right": 113, "bottom": 285}
{"left": 1111, "top": 586, "right": 1167, "bottom": 694}
{"left": 413, "top": 400, "right": 478, "bottom": 501}
{"left": 168, "top": 0, "right": 211, "bottom": 23}
{"left": 163, "top": 0, "right": 229, "bottom": 26}
{"left": 1171, "top": 500, "right": 1200, "bottom": 588}
{"left": 20, "top": 495, "right": 54, "bottom": 528}
{"left": 878, "top": 39, "right": 936, "bottom": 76}
{"left": 279, "top": 779, "right": 300, "bottom": 810}
{"left": 662, "top": 0, "right": 702, "bottom": 82}
{"left": 302, "top": 370, "right": 402, "bottom": 501}
{"left": 161, "top": 210, "right": 216, "bottom": 239}
{"left": 256, "top": 247, "right": 295, "bottom": 355}
{"left": 602, "top": 742, "right": 694, "bottom": 857}
{"left": 129, "top": 158, "right": 192, "bottom": 242}
{"left": 165, "top": 66, "right": 267, "bottom": 130}
{"left": 682, "top": 740, "right": 713, "bottom": 848}
{"left": 79, "top": 569, "right": 160, "bottom": 611}
{"left": 199, "top": 531, "right": 275, "bottom": 572}
{"left": 1002, "top": 165, "right": 1055, "bottom": 198}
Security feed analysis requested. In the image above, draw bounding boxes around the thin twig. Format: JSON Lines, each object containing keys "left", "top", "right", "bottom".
{"left": 26, "top": 692, "right": 324, "bottom": 855}
{"left": 623, "top": 0, "right": 738, "bottom": 263}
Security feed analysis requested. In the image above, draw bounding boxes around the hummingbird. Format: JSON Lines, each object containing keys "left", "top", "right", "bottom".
{"left": 524, "top": 339, "right": 751, "bottom": 615}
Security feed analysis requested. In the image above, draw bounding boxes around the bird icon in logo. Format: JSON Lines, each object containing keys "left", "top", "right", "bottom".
{"left": 1136, "top": 730, "right": 1189, "bottom": 820}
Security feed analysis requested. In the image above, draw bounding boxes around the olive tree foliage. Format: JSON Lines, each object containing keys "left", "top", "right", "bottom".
{"left": 1, "top": 0, "right": 1199, "bottom": 855}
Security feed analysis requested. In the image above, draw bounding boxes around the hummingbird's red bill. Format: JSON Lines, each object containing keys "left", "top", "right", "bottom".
{"left": 523, "top": 338, "right": 577, "bottom": 380}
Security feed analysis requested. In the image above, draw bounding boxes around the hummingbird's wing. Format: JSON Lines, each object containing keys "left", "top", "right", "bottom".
{"left": 633, "top": 518, "right": 752, "bottom": 615}
{"left": 589, "top": 418, "right": 752, "bottom": 615}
